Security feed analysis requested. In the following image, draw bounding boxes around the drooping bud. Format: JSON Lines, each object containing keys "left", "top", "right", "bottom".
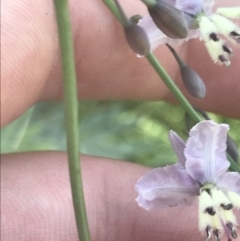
{"left": 114, "top": 0, "right": 150, "bottom": 56}
{"left": 180, "top": 66, "right": 206, "bottom": 98}
{"left": 141, "top": 0, "right": 188, "bottom": 39}
{"left": 166, "top": 44, "right": 206, "bottom": 98}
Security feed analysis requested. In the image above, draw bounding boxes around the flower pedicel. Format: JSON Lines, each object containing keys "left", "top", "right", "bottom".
{"left": 135, "top": 120, "right": 240, "bottom": 241}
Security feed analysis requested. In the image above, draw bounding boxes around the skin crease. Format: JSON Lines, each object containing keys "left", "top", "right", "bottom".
{"left": 1, "top": 0, "right": 240, "bottom": 240}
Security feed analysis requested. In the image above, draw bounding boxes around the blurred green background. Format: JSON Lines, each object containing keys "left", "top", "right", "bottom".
{"left": 1, "top": 101, "right": 240, "bottom": 167}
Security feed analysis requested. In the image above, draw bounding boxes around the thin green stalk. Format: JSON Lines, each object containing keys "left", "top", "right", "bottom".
{"left": 103, "top": 0, "right": 240, "bottom": 172}
{"left": 12, "top": 107, "right": 34, "bottom": 151}
{"left": 145, "top": 53, "right": 202, "bottom": 123}
{"left": 145, "top": 54, "right": 240, "bottom": 172}
{"left": 103, "top": 0, "right": 123, "bottom": 24}
{"left": 228, "top": 154, "right": 240, "bottom": 172}
{"left": 54, "top": 1, "right": 91, "bottom": 241}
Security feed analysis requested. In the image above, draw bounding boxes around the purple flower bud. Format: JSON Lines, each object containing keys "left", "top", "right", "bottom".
{"left": 114, "top": 0, "right": 150, "bottom": 56}
{"left": 180, "top": 66, "right": 206, "bottom": 98}
{"left": 124, "top": 24, "right": 150, "bottom": 56}
{"left": 142, "top": 0, "right": 188, "bottom": 39}
{"left": 166, "top": 44, "right": 206, "bottom": 98}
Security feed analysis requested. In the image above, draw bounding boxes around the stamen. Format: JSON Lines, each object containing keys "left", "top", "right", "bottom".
{"left": 199, "top": 191, "right": 215, "bottom": 232}
{"left": 205, "top": 189, "right": 212, "bottom": 196}
{"left": 221, "top": 204, "right": 233, "bottom": 210}
{"left": 222, "top": 45, "right": 232, "bottom": 56}
{"left": 213, "top": 229, "right": 220, "bottom": 241}
{"left": 230, "top": 31, "right": 240, "bottom": 43}
{"left": 205, "top": 226, "right": 212, "bottom": 241}
{"left": 219, "top": 55, "right": 230, "bottom": 67}
{"left": 226, "top": 223, "right": 237, "bottom": 239}
{"left": 231, "top": 31, "right": 240, "bottom": 37}
{"left": 210, "top": 33, "right": 220, "bottom": 42}
{"left": 211, "top": 14, "right": 240, "bottom": 44}
{"left": 227, "top": 191, "right": 240, "bottom": 209}
{"left": 212, "top": 215, "right": 223, "bottom": 233}
{"left": 216, "top": 7, "right": 240, "bottom": 19}
{"left": 199, "top": 16, "right": 219, "bottom": 42}
{"left": 206, "top": 207, "right": 216, "bottom": 216}
{"left": 204, "top": 38, "right": 231, "bottom": 66}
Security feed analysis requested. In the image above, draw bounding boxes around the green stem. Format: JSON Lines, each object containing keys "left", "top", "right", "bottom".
{"left": 54, "top": 1, "right": 91, "bottom": 241}
{"left": 103, "top": 0, "right": 240, "bottom": 172}
{"left": 145, "top": 54, "right": 240, "bottom": 172}
{"left": 228, "top": 154, "right": 240, "bottom": 172}
{"left": 103, "top": 0, "right": 123, "bottom": 24}
{"left": 145, "top": 53, "right": 202, "bottom": 123}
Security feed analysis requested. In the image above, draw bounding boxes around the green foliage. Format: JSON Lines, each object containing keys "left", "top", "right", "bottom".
{"left": 1, "top": 101, "right": 239, "bottom": 167}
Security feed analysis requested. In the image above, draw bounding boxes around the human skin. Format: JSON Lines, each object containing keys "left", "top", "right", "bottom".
{"left": 1, "top": 0, "right": 240, "bottom": 240}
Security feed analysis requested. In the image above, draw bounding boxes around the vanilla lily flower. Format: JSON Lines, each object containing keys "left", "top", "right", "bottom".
{"left": 135, "top": 120, "right": 240, "bottom": 241}
{"left": 138, "top": 0, "right": 240, "bottom": 66}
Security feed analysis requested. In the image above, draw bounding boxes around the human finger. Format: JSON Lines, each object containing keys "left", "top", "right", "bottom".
{"left": 1, "top": 152, "right": 214, "bottom": 241}
{"left": 2, "top": 0, "right": 239, "bottom": 127}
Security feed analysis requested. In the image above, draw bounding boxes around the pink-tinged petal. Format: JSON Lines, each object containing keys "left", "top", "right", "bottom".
{"left": 175, "top": 0, "right": 214, "bottom": 16}
{"left": 138, "top": 15, "right": 200, "bottom": 52}
{"left": 185, "top": 120, "right": 230, "bottom": 184}
{"left": 169, "top": 130, "right": 186, "bottom": 169}
{"left": 203, "top": 0, "right": 214, "bottom": 15}
{"left": 176, "top": 0, "right": 204, "bottom": 16}
{"left": 217, "top": 172, "right": 240, "bottom": 195}
{"left": 175, "top": 0, "right": 214, "bottom": 29}
{"left": 138, "top": 15, "right": 169, "bottom": 51}
{"left": 135, "top": 164, "right": 199, "bottom": 210}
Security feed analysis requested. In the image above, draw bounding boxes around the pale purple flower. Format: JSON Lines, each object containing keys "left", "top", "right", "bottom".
{"left": 135, "top": 120, "right": 240, "bottom": 241}
{"left": 138, "top": 0, "right": 240, "bottom": 66}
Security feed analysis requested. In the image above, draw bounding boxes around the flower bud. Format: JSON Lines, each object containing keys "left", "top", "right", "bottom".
{"left": 180, "top": 66, "right": 206, "bottom": 98}
{"left": 114, "top": 0, "right": 150, "bottom": 56}
{"left": 142, "top": 0, "right": 188, "bottom": 39}
{"left": 124, "top": 23, "right": 150, "bottom": 56}
{"left": 166, "top": 44, "right": 206, "bottom": 98}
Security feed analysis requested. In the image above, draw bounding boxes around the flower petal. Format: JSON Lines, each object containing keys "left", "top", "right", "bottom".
{"left": 138, "top": 15, "right": 168, "bottom": 51}
{"left": 138, "top": 15, "right": 200, "bottom": 51}
{"left": 169, "top": 130, "right": 186, "bottom": 169}
{"left": 175, "top": 0, "right": 214, "bottom": 29}
{"left": 185, "top": 120, "right": 230, "bottom": 184}
{"left": 175, "top": 0, "right": 204, "bottom": 16}
{"left": 135, "top": 164, "right": 199, "bottom": 210}
{"left": 203, "top": 0, "right": 214, "bottom": 15}
{"left": 217, "top": 172, "right": 240, "bottom": 195}
{"left": 175, "top": 0, "right": 214, "bottom": 16}
{"left": 217, "top": 7, "right": 240, "bottom": 19}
